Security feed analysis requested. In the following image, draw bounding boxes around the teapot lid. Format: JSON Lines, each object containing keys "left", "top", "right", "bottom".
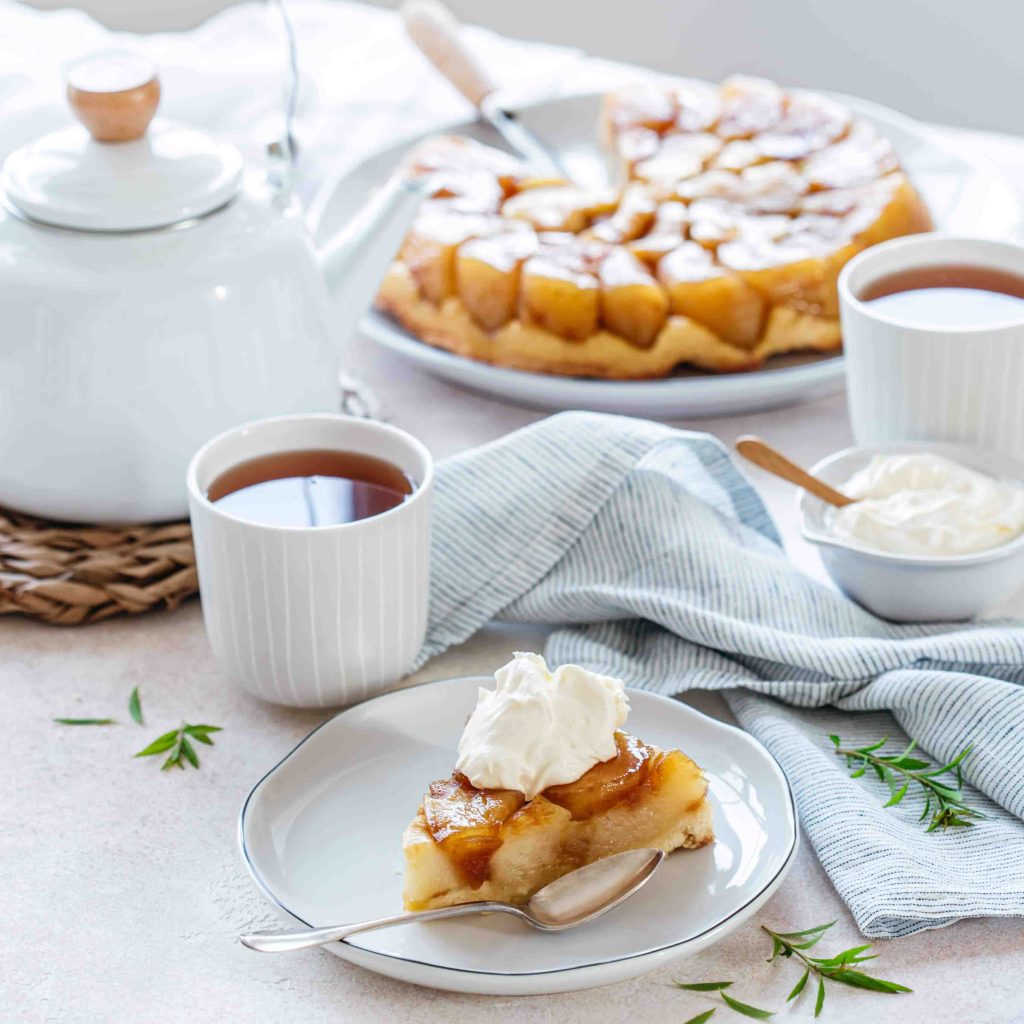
{"left": 1, "top": 53, "right": 243, "bottom": 233}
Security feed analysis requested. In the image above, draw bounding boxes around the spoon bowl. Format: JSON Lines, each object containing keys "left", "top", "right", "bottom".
{"left": 240, "top": 847, "right": 665, "bottom": 953}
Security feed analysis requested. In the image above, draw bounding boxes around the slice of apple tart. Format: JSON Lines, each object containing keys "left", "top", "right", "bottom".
{"left": 402, "top": 654, "right": 713, "bottom": 912}
{"left": 377, "top": 75, "right": 932, "bottom": 379}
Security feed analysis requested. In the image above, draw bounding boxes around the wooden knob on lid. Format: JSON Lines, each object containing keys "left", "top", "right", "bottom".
{"left": 66, "top": 52, "right": 160, "bottom": 142}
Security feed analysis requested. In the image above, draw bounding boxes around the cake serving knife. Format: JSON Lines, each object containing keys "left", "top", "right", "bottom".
{"left": 400, "top": 0, "right": 569, "bottom": 179}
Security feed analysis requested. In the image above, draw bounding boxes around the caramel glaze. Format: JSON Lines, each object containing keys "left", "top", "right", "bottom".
{"left": 422, "top": 731, "right": 670, "bottom": 888}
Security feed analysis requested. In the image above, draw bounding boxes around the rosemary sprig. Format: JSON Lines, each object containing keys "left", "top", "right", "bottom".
{"left": 675, "top": 921, "right": 910, "bottom": 1019}
{"left": 53, "top": 717, "right": 116, "bottom": 725}
{"left": 135, "top": 722, "right": 222, "bottom": 771}
{"left": 762, "top": 921, "right": 910, "bottom": 1017}
{"left": 129, "top": 687, "right": 144, "bottom": 725}
{"left": 829, "top": 734, "right": 983, "bottom": 831}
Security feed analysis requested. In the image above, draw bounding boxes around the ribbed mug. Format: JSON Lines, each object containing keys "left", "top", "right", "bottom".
{"left": 187, "top": 414, "right": 432, "bottom": 708}
{"left": 839, "top": 234, "right": 1024, "bottom": 461}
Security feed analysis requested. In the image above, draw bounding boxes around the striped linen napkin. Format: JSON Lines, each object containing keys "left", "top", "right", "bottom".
{"left": 414, "top": 410, "right": 1024, "bottom": 939}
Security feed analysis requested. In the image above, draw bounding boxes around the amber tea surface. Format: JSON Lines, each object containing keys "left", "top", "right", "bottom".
{"left": 861, "top": 263, "right": 1024, "bottom": 327}
{"left": 208, "top": 449, "right": 414, "bottom": 528}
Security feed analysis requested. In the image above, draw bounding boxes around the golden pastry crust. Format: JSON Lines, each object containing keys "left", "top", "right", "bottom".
{"left": 377, "top": 77, "right": 932, "bottom": 378}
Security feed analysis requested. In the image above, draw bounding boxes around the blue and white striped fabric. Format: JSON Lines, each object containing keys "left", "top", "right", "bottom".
{"left": 414, "top": 411, "right": 1024, "bottom": 939}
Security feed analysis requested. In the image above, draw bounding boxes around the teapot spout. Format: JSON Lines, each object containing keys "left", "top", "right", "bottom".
{"left": 316, "top": 174, "right": 427, "bottom": 336}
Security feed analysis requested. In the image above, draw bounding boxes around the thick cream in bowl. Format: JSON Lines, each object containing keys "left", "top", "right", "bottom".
{"left": 799, "top": 442, "right": 1024, "bottom": 621}
{"left": 826, "top": 453, "right": 1024, "bottom": 557}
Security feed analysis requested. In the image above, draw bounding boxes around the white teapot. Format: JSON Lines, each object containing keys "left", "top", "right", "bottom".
{"left": 0, "top": 54, "right": 423, "bottom": 523}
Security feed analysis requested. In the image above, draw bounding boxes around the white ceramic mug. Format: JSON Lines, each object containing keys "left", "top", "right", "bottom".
{"left": 839, "top": 234, "right": 1024, "bottom": 461}
{"left": 187, "top": 414, "right": 433, "bottom": 708}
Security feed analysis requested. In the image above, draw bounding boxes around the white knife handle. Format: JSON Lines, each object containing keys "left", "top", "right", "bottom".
{"left": 401, "top": 0, "right": 496, "bottom": 108}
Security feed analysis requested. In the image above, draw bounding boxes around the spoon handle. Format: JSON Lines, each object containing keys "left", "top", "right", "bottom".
{"left": 240, "top": 902, "right": 514, "bottom": 952}
{"left": 401, "top": 0, "right": 496, "bottom": 107}
{"left": 735, "top": 435, "right": 855, "bottom": 508}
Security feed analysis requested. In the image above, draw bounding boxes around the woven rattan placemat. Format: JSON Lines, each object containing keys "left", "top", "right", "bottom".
{"left": 0, "top": 509, "right": 197, "bottom": 625}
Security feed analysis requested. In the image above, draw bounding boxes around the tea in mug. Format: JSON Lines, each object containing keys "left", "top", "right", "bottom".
{"left": 861, "top": 264, "right": 1024, "bottom": 327}
{"left": 207, "top": 449, "right": 414, "bottom": 528}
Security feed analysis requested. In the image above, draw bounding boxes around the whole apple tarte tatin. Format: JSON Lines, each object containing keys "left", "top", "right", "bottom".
{"left": 376, "top": 75, "right": 932, "bottom": 379}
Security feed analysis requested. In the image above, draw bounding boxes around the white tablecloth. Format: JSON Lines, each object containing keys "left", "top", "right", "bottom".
{"left": 5, "top": 2, "right": 1024, "bottom": 1021}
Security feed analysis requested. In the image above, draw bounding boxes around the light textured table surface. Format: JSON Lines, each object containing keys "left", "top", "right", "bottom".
{"left": 5, "top": 3, "right": 1024, "bottom": 1022}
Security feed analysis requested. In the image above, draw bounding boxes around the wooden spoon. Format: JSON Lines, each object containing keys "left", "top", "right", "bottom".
{"left": 735, "top": 436, "right": 855, "bottom": 507}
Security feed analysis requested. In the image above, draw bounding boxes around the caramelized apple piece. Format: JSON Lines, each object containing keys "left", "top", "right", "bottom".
{"left": 753, "top": 90, "right": 851, "bottom": 160}
{"left": 587, "top": 184, "right": 658, "bottom": 244}
{"left": 673, "top": 169, "right": 748, "bottom": 203}
{"left": 716, "top": 75, "right": 784, "bottom": 139}
{"left": 712, "top": 140, "right": 764, "bottom": 171}
{"left": 803, "top": 121, "right": 898, "bottom": 190}
{"left": 672, "top": 80, "right": 721, "bottom": 132}
{"left": 503, "top": 185, "right": 618, "bottom": 233}
{"left": 686, "top": 199, "right": 789, "bottom": 249}
{"left": 603, "top": 82, "right": 678, "bottom": 133}
{"left": 658, "top": 242, "right": 765, "bottom": 348}
{"left": 423, "top": 773, "right": 525, "bottom": 888}
{"left": 543, "top": 732, "right": 654, "bottom": 820}
{"left": 718, "top": 234, "right": 833, "bottom": 315}
{"left": 615, "top": 127, "right": 662, "bottom": 173}
{"left": 633, "top": 133, "right": 722, "bottom": 188}
{"left": 402, "top": 204, "right": 504, "bottom": 303}
{"left": 598, "top": 249, "right": 669, "bottom": 346}
{"left": 519, "top": 246, "right": 603, "bottom": 339}
{"left": 847, "top": 174, "right": 933, "bottom": 245}
{"left": 407, "top": 135, "right": 525, "bottom": 208}
{"left": 738, "top": 162, "right": 809, "bottom": 213}
{"left": 628, "top": 201, "right": 689, "bottom": 266}
{"left": 456, "top": 230, "right": 539, "bottom": 330}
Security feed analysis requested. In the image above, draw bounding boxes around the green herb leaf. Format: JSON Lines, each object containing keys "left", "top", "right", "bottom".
{"left": 884, "top": 781, "right": 910, "bottom": 806}
{"left": 720, "top": 991, "right": 773, "bottom": 1019}
{"left": 682, "top": 1011, "right": 717, "bottom": 1024}
{"left": 180, "top": 737, "right": 199, "bottom": 769}
{"left": 825, "top": 971, "right": 911, "bottom": 994}
{"left": 675, "top": 982, "right": 733, "bottom": 992}
{"left": 184, "top": 724, "right": 222, "bottom": 735}
{"left": 771, "top": 921, "right": 834, "bottom": 941}
{"left": 787, "top": 969, "right": 809, "bottom": 1002}
{"left": 54, "top": 717, "right": 116, "bottom": 725}
{"left": 814, "top": 976, "right": 825, "bottom": 1017}
{"left": 832, "top": 733, "right": 983, "bottom": 832}
{"left": 136, "top": 721, "right": 222, "bottom": 771}
{"left": 128, "top": 687, "right": 143, "bottom": 725}
{"left": 135, "top": 729, "right": 179, "bottom": 757}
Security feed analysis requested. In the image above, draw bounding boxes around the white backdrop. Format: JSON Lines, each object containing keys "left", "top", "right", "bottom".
{"left": 20, "top": 0, "right": 1024, "bottom": 134}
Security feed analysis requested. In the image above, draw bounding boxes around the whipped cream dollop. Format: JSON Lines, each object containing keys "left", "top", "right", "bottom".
{"left": 826, "top": 453, "right": 1024, "bottom": 557}
{"left": 455, "top": 652, "right": 630, "bottom": 799}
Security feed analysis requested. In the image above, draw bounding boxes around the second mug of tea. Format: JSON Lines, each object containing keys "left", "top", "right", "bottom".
{"left": 186, "top": 414, "right": 433, "bottom": 708}
{"left": 839, "top": 234, "right": 1024, "bottom": 461}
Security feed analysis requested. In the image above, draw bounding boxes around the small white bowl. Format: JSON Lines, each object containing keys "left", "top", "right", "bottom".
{"left": 798, "top": 441, "right": 1024, "bottom": 622}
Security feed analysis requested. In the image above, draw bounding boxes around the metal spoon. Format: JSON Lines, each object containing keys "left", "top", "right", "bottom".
{"left": 239, "top": 847, "right": 665, "bottom": 953}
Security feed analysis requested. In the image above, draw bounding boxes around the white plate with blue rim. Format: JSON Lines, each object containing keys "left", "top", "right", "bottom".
{"left": 311, "top": 89, "right": 1023, "bottom": 420}
{"left": 239, "top": 675, "right": 798, "bottom": 994}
